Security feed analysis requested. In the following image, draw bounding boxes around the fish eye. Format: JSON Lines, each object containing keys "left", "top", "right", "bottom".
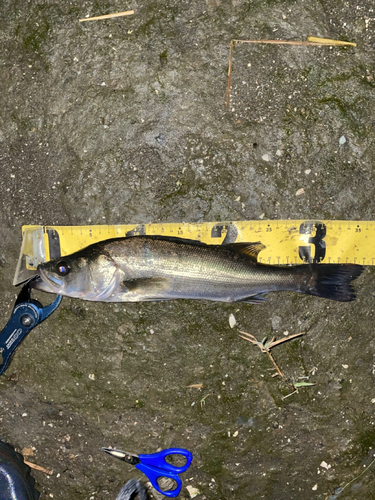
{"left": 56, "top": 261, "right": 70, "bottom": 276}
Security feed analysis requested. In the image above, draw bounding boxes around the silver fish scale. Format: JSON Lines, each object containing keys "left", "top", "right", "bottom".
{"left": 103, "top": 237, "right": 308, "bottom": 302}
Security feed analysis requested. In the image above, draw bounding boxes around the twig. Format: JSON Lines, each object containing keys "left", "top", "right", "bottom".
{"left": 226, "top": 39, "right": 235, "bottom": 109}
{"left": 24, "top": 460, "right": 53, "bottom": 475}
{"left": 239, "top": 329, "right": 309, "bottom": 390}
{"left": 266, "top": 350, "right": 285, "bottom": 380}
{"left": 226, "top": 37, "right": 356, "bottom": 108}
{"left": 265, "top": 332, "right": 306, "bottom": 348}
{"left": 281, "top": 390, "right": 298, "bottom": 400}
{"left": 79, "top": 10, "right": 134, "bottom": 22}
{"left": 337, "top": 456, "right": 375, "bottom": 496}
{"left": 233, "top": 39, "right": 334, "bottom": 46}
{"left": 238, "top": 330, "right": 306, "bottom": 352}
{"left": 200, "top": 393, "right": 212, "bottom": 407}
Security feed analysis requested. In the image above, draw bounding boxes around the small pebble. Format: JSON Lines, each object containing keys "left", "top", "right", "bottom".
{"left": 312, "top": 484, "right": 318, "bottom": 491}
{"left": 339, "top": 135, "right": 346, "bottom": 145}
{"left": 320, "top": 461, "right": 331, "bottom": 469}
{"left": 295, "top": 188, "right": 305, "bottom": 196}
{"left": 229, "top": 313, "right": 236, "bottom": 328}
{"left": 186, "top": 485, "right": 200, "bottom": 498}
{"left": 262, "top": 154, "right": 270, "bottom": 162}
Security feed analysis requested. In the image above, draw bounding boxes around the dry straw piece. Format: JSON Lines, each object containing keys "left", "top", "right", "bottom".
{"left": 79, "top": 10, "right": 134, "bottom": 22}
{"left": 226, "top": 36, "right": 357, "bottom": 108}
{"left": 307, "top": 36, "right": 356, "bottom": 46}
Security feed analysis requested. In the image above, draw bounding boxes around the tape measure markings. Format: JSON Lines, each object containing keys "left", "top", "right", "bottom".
{"left": 17, "top": 221, "right": 375, "bottom": 278}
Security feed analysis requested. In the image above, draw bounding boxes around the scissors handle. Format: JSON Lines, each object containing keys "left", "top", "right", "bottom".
{"left": 136, "top": 462, "right": 182, "bottom": 497}
{"left": 137, "top": 448, "right": 193, "bottom": 497}
{"left": 138, "top": 447, "right": 193, "bottom": 474}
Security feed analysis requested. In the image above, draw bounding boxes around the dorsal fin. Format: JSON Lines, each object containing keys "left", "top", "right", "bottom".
{"left": 223, "top": 242, "right": 266, "bottom": 261}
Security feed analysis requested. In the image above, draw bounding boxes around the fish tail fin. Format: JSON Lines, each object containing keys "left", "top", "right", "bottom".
{"left": 304, "top": 264, "right": 363, "bottom": 302}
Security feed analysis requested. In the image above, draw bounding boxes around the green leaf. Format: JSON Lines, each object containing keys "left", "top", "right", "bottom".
{"left": 294, "top": 382, "right": 316, "bottom": 388}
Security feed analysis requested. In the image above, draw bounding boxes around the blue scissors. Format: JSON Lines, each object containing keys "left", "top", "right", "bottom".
{"left": 0, "top": 277, "right": 62, "bottom": 376}
{"left": 102, "top": 446, "right": 193, "bottom": 497}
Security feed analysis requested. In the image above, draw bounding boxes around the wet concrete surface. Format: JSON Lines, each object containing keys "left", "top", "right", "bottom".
{"left": 1, "top": 0, "right": 375, "bottom": 498}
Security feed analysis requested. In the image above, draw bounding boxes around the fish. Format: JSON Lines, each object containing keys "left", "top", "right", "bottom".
{"left": 31, "top": 236, "right": 363, "bottom": 303}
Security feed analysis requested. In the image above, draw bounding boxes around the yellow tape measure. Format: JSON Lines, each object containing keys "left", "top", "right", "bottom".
{"left": 13, "top": 220, "right": 374, "bottom": 285}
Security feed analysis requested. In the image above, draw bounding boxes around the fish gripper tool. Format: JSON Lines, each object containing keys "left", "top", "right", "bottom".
{"left": 0, "top": 277, "right": 62, "bottom": 376}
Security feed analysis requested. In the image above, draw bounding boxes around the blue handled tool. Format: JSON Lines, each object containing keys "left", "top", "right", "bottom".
{"left": 0, "top": 277, "right": 62, "bottom": 376}
{"left": 102, "top": 447, "right": 193, "bottom": 498}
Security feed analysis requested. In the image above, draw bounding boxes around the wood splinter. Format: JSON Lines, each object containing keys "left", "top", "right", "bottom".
{"left": 24, "top": 460, "right": 53, "bottom": 476}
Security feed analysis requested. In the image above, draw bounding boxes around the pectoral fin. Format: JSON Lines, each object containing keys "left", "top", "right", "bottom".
{"left": 122, "top": 277, "right": 170, "bottom": 294}
{"left": 238, "top": 293, "right": 268, "bottom": 304}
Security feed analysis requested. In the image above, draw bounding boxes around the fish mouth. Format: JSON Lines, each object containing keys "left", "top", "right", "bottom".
{"left": 33, "top": 267, "right": 63, "bottom": 294}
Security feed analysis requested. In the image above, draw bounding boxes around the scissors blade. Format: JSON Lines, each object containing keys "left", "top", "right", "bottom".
{"left": 101, "top": 447, "right": 140, "bottom": 465}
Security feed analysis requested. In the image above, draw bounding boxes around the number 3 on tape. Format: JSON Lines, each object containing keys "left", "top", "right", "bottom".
{"left": 298, "top": 221, "right": 327, "bottom": 264}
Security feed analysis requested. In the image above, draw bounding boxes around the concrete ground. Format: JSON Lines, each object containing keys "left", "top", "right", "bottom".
{"left": 1, "top": 0, "right": 375, "bottom": 498}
